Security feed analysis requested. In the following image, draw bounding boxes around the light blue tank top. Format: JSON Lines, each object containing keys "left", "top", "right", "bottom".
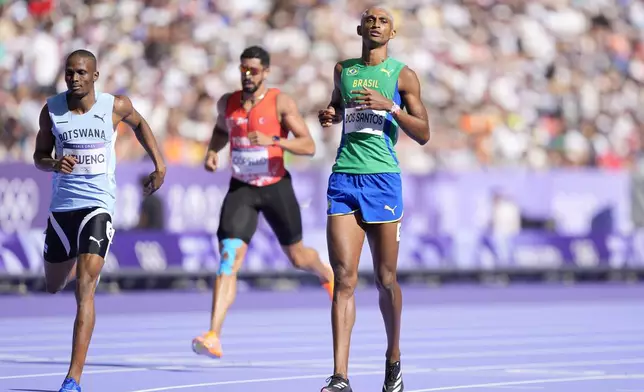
{"left": 47, "top": 91, "right": 117, "bottom": 215}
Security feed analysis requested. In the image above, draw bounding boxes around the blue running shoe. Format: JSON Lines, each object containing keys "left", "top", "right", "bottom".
{"left": 59, "top": 377, "right": 81, "bottom": 392}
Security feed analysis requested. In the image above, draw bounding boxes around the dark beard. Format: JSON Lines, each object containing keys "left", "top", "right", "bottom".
{"left": 242, "top": 83, "right": 259, "bottom": 94}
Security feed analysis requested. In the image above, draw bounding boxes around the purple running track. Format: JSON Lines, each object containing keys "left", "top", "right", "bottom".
{"left": 0, "top": 283, "right": 643, "bottom": 392}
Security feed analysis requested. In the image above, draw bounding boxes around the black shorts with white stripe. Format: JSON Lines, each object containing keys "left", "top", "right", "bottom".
{"left": 44, "top": 207, "right": 115, "bottom": 263}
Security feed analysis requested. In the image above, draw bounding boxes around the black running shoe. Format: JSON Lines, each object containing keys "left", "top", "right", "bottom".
{"left": 383, "top": 360, "right": 404, "bottom": 392}
{"left": 321, "top": 374, "right": 352, "bottom": 392}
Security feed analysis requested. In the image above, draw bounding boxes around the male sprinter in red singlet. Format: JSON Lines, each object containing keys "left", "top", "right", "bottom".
{"left": 192, "top": 46, "right": 335, "bottom": 358}
{"left": 318, "top": 6, "right": 430, "bottom": 392}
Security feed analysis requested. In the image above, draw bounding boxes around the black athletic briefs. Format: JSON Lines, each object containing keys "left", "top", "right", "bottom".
{"left": 44, "top": 207, "right": 115, "bottom": 263}
{"left": 217, "top": 173, "right": 303, "bottom": 246}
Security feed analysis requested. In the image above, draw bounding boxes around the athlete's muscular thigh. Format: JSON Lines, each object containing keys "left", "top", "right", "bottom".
{"left": 366, "top": 220, "right": 401, "bottom": 287}
{"left": 43, "top": 217, "right": 76, "bottom": 293}
{"left": 77, "top": 212, "right": 114, "bottom": 258}
{"left": 260, "top": 176, "right": 303, "bottom": 246}
{"left": 75, "top": 211, "right": 114, "bottom": 289}
{"left": 216, "top": 182, "right": 259, "bottom": 244}
{"left": 43, "top": 208, "right": 111, "bottom": 293}
{"left": 44, "top": 258, "right": 76, "bottom": 294}
{"left": 327, "top": 214, "right": 366, "bottom": 291}
{"left": 216, "top": 181, "right": 258, "bottom": 275}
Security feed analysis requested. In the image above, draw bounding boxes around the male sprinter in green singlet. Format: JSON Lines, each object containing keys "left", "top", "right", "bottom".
{"left": 318, "top": 6, "right": 430, "bottom": 392}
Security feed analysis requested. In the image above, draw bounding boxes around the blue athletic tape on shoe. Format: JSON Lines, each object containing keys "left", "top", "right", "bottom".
{"left": 218, "top": 239, "right": 243, "bottom": 275}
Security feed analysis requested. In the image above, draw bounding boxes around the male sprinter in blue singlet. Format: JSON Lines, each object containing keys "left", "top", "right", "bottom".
{"left": 33, "top": 49, "right": 166, "bottom": 392}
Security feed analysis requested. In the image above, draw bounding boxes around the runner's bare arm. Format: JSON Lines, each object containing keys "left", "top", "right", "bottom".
{"left": 318, "top": 62, "right": 344, "bottom": 126}
{"left": 33, "top": 104, "right": 59, "bottom": 172}
{"left": 114, "top": 95, "right": 166, "bottom": 172}
{"left": 277, "top": 93, "right": 316, "bottom": 156}
{"left": 395, "top": 66, "right": 430, "bottom": 145}
{"left": 328, "top": 62, "right": 344, "bottom": 118}
{"left": 207, "top": 93, "right": 231, "bottom": 154}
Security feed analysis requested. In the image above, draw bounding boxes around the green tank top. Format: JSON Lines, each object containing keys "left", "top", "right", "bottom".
{"left": 332, "top": 57, "right": 406, "bottom": 174}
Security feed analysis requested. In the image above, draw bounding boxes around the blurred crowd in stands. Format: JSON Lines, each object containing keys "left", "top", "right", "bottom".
{"left": 1, "top": 0, "right": 644, "bottom": 173}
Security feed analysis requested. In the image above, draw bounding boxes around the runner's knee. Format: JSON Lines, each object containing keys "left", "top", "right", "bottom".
{"left": 45, "top": 275, "right": 65, "bottom": 294}
{"left": 333, "top": 263, "right": 358, "bottom": 296}
{"left": 44, "top": 258, "right": 76, "bottom": 294}
{"left": 218, "top": 238, "right": 245, "bottom": 275}
{"left": 375, "top": 264, "right": 397, "bottom": 291}
{"left": 45, "top": 282, "right": 64, "bottom": 294}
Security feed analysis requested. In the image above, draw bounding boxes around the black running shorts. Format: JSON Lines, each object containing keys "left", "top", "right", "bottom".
{"left": 44, "top": 207, "right": 115, "bottom": 263}
{"left": 217, "top": 173, "right": 303, "bottom": 246}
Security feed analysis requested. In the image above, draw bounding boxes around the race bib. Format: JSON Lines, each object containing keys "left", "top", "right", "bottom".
{"left": 62, "top": 143, "right": 108, "bottom": 175}
{"left": 343, "top": 107, "right": 387, "bottom": 135}
{"left": 231, "top": 147, "right": 269, "bottom": 175}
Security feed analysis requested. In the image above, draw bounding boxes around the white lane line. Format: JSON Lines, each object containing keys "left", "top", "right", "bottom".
{"left": 0, "top": 367, "right": 148, "bottom": 380}
{"left": 4, "top": 353, "right": 644, "bottom": 383}
{"left": 407, "top": 374, "right": 644, "bottom": 391}
{"left": 130, "top": 373, "right": 644, "bottom": 392}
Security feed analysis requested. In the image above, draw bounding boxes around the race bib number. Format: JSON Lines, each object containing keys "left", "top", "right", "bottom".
{"left": 344, "top": 107, "right": 387, "bottom": 136}
{"left": 231, "top": 147, "right": 269, "bottom": 175}
{"left": 63, "top": 143, "right": 108, "bottom": 175}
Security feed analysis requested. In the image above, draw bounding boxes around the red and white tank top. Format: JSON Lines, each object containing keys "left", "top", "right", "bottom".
{"left": 225, "top": 88, "right": 288, "bottom": 187}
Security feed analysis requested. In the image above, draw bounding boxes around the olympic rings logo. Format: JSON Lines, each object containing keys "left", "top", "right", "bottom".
{"left": 0, "top": 178, "right": 40, "bottom": 234}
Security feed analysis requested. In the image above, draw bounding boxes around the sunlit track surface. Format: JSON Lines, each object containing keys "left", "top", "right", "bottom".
{"left": 1, "top": 284, "right": 643, "bottom": 392}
